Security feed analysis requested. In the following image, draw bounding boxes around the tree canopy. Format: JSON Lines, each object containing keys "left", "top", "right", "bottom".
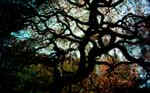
{"left": 0, "top": 0, "right": 150, "bottom": 93}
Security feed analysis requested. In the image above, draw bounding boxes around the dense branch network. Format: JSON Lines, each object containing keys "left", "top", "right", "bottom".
{"left": 0, "top": 0, "right": 150, "bottom": 93}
